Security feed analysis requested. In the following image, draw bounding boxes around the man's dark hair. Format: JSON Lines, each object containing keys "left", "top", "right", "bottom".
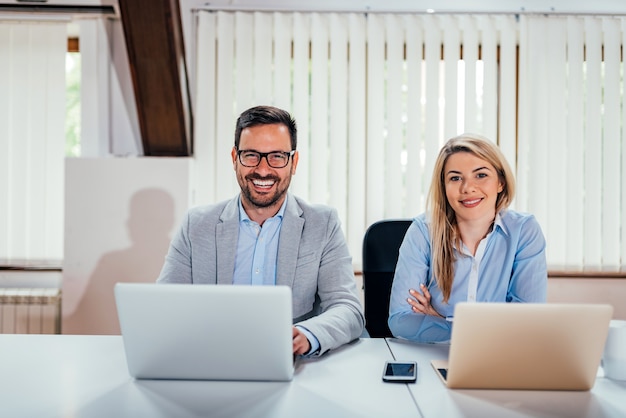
{"left": 234, "top": 105, "right": 297, "bottom": 150}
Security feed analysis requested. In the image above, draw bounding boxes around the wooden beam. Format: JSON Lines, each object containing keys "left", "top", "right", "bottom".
{"left": 68, "top": 37, "right": 79, "bottom": 53}
{"left": 118, "top": 0, "right": 192, "bottom": 156}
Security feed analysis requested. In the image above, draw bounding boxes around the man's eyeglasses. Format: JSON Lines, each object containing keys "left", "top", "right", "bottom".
{"left": 237, "top": 149, "right": 295, "bottom": 168}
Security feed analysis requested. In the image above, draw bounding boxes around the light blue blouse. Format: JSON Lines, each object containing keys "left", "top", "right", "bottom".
{"left": 388, "top": 210, "right": 547, "bottom": 343}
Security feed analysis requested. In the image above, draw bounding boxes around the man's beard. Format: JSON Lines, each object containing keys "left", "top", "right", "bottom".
{"left": 240, "top": 173, "right": 291, "bottom": 209}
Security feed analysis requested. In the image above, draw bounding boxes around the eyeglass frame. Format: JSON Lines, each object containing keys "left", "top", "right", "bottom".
{"left": 236, "top": 149, "right": 296, "bottom": 168}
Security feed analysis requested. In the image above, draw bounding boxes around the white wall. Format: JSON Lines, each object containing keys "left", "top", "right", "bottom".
{"left": 62, "top": 157, "right": 192, "bottom": 334}
{"left": 548, "top": 279, "right": 626, "bottom": 320}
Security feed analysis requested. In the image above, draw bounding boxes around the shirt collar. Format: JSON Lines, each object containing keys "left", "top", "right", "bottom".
{"left": 493, "top": 211, "right": 508, "bottom": 236}
{"left": 454, "top": 211, "right": 507, "bottom": 255}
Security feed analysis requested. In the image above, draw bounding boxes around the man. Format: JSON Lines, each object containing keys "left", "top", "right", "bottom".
{"left": 157, "top": 105, "right": 364, "bottom": 356}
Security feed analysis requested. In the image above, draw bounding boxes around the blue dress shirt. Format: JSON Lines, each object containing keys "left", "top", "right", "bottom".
{"left": 233, "top": 197, "right": 320, "bottom": 355}
{"left": 388, "top": 210, "right": 547, "bottom": 343}
{"left": 233, "top": 199, "right": 284, "bottom": 286}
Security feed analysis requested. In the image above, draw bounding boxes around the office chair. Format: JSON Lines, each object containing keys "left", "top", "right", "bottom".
{"left": 362, "top": 219, "right": 412, "bottom": 338}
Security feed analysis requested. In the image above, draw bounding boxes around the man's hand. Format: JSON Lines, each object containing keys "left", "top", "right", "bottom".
{"left": 292, "top": 326, "right": 311, "bottom": 355}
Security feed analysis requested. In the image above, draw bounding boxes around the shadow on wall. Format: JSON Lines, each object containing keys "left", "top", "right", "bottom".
{"left": 63, "top": 188, "right": 175, "bottom": 335}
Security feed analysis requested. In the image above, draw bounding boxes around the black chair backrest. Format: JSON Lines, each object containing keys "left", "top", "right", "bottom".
{"left": 362, "top": 219, "right": 412, "bottom": 338}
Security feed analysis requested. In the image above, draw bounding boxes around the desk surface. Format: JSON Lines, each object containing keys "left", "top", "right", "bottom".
{"left": 0, "top": 335, "right": 418, "bottom": 418}
{"left": 3, "top": 335, "right": 626, "bottom": 418}
{"left": 387, "top": 338, "right": 626, "bottom": 418}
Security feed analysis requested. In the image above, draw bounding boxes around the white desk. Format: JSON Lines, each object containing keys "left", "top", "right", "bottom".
{"left": 387, "top": 338, "right": 626, "bottom": 418}
{"left": 0, "top": 335, "right": 419, "bottom": 418}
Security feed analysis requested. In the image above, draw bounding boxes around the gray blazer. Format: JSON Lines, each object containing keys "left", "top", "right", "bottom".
{"left": 157, "top": 193, "right": 365, "bottom": 355}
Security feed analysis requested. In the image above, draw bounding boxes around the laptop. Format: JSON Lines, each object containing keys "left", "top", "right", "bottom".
{"left": 114, "top": 283, "right": 294, "bottom": 381}
{"left": 431, "top": 302, "right": 613, "bottom": 390}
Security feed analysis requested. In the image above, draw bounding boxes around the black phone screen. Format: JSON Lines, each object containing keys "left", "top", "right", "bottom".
{"left": 383, "top": 361, "right": 417, "bottom": 382}
{"left": 386, "top": 362, "right": 415, "bottom": 377}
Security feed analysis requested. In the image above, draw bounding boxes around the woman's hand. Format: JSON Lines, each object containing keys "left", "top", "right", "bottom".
{"left": 407, "top": 284, "right": 444, "bottom": 318}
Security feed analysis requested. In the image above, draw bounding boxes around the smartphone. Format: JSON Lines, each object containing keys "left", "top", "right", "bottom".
{"left": 382, "top": 361, "right": 417, "bottom": 383}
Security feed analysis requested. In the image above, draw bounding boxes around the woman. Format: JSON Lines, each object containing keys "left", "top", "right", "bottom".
{"left": 388, "top": 133, "right": 547, "bottom": 342}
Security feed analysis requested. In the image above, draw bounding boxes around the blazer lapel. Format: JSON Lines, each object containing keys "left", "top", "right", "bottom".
{"left": 276, "top": 194, "right": 304, "bottom": 288}
{"left": 216, "top": 196, "right": 240, "bottom": 285}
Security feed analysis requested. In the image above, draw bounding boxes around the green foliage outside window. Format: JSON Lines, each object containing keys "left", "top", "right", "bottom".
{"left": 65, "top": 52, "right": 81, "bottom": 157}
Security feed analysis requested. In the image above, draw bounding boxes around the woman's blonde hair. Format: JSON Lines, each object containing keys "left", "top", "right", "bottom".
{"left": 426, "top": 133, "right": 515, "bottom": 302}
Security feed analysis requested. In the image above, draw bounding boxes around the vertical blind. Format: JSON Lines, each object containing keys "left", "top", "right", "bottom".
{"left": 194, "top": 11, "right": 518, "bottom": 266}
{"left": 0, "top": 21, "right": 66, "bottom": 264}
{"left": 517, "top": 15, "right": 626, "bottom": 272}
{"left": 1, "top": 13, "right": 624, "bottom": 272}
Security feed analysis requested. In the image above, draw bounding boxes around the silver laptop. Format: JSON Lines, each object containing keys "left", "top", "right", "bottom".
{"left": 431, "top": 302, "right": 613, "bottom": 390}
{"left": 114, "top": 283, "right": 294, "bottom": 381}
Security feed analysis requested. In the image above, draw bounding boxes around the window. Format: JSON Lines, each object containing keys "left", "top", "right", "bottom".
{"left": 0, "top": 21, "right": 66, "bottom": 264}
{"left": 194, "top": 11, "right": 626, "bottom": 271}
{"left": 517, "top": 15, "right": 625, "bottom": 272}
{"left": 193, "top": 11, "right": 517, "bottom": 266}
{"left": 66, "top": 30, "right": 81, "bottom": 157}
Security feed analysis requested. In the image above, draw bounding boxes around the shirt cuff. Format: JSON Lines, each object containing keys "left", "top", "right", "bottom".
{"left": 295, "top": 325, "right": 320, "bottom": 356}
